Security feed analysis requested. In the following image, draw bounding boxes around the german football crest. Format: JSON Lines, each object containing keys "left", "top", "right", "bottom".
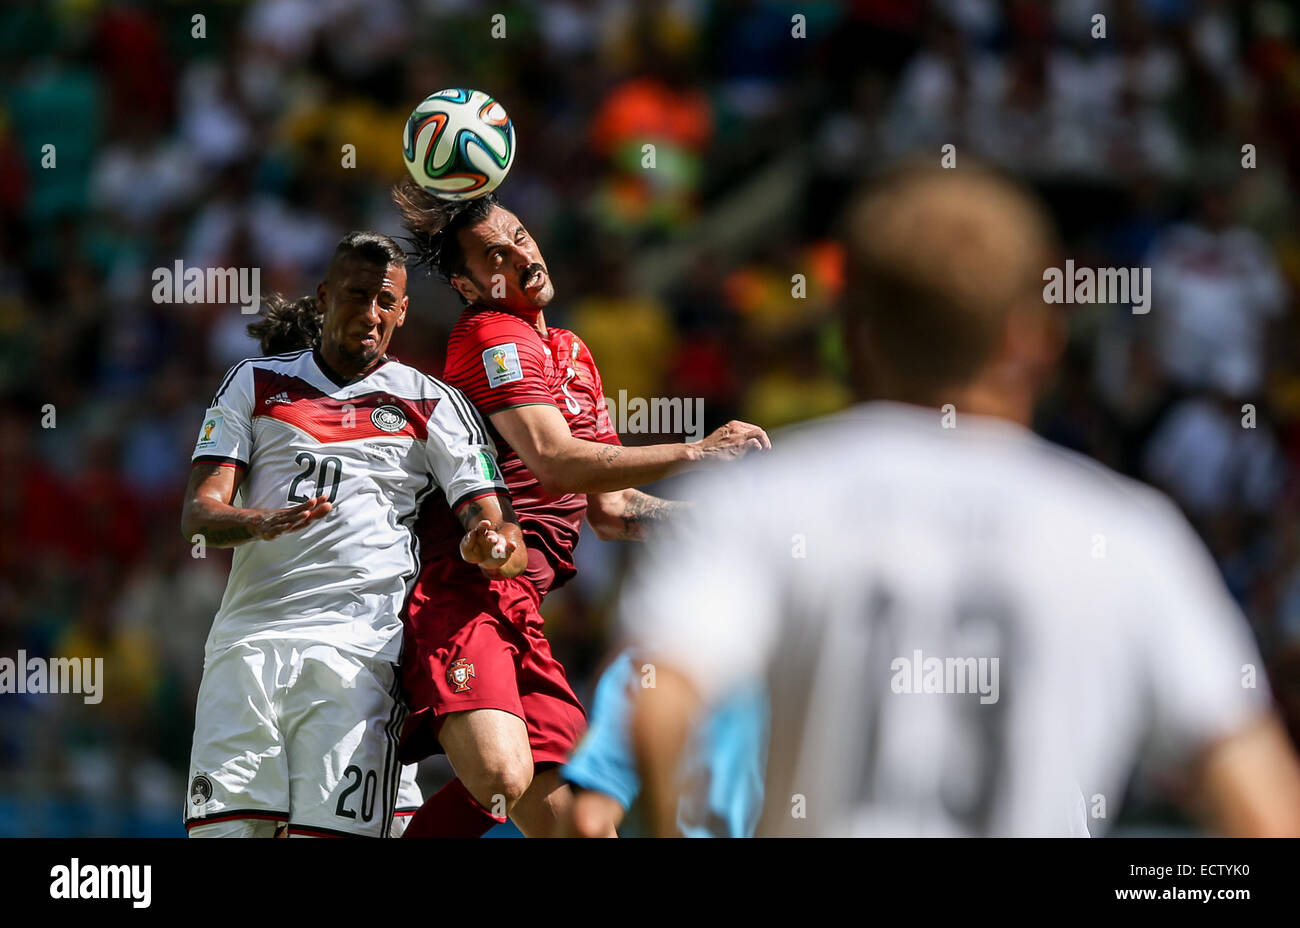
{"left": 190, "top": 774, "right": 213, "bottom": 806}
{"left": 370, "top": 404, "right": 408, "bottom": 433}
{"left": 447, "top": 658, "right": 476, "bottom": 693}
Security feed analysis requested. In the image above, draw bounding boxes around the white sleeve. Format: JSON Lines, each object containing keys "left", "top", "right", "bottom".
{"left": 618, "top": 468, "right": 783, "bottom": 705}
{"left": 1136, "top": 493, "right": 1271, "bottom": 767}
{"left": 425, "top": 383, "right": 508, "bottom": 511}
{"left": 192, "top": 361, "right": 255, "bottom": 466}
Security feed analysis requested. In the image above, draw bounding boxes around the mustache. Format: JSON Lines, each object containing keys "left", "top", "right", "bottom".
{"left": 520, "top": 263, "right": 546, "bottom": 287}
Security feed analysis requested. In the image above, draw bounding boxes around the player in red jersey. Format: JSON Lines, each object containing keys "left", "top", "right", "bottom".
{"left": 392, "top": 182, "right": 770, "bottom": 837}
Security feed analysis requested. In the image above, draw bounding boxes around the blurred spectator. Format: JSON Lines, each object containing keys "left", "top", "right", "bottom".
{"left": 589, "top": 31, "right": 713, "bottom": 237}
{"left": 1141, "top": 393, "right": 1286, "bottom": 520}
{"left": 568, "top": 253, "right": 676, "bottom": 405}
{"left": 1147, "top": 183, "right": 1286, "bottom": 397}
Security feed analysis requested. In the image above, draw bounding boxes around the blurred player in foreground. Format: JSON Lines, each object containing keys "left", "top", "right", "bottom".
{"left": 628, "top": 165, "right": 1300, "bottom": 837}
{"left": 182, "top": 232, "right": 524, "bottom": 837}
{"left": 561, "top": 648, "right": 767, "bottom": 837}
{"left": 391, "top": 183, "right": 770, "bottom": 837}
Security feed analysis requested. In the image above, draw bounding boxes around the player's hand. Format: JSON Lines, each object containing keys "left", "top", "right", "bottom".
{"left": 247, "top": 496, "right": 333, "bottom": 540}
{"left": 693, "top": 420, "right": 771, "bottom": 462}
{"left": 460, "top": 519, "right": 517, "bottom": 572}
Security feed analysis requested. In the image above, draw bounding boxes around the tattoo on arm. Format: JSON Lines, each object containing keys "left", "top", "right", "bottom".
{"left": 617, "top": 490, "right": 684, "bottom": 540}
{"left": 198, "top": 525, "right": 253, "bottom": 545}
{"left": 456, "top": 492, "right": 518, "bottom": 533}
{"left": 185, "top": 463, "right": 249, "bottom": 545}
{"left": 457, "top": 498, "right": 486, "bottom": 533}
{"left": 597, "top": 444, "right": 624, "bottom": 464}
{"left": 191, "top": 463, "right": 231, "bottom": 484}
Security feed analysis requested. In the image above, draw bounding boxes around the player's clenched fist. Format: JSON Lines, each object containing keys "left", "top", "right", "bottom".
{"left": 460, "top": 519, "right": 523, "bottom": 577}
{"left": 248, "top": 496, "right": 333, "bottom": 540}
{"left": 693, "top": 420, "right": 772, "bottom": 462}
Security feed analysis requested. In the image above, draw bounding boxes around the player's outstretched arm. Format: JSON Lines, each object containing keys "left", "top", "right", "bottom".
{"left": 456, "top": 491, "right": 528, "bottom": 578}
{"left": 490, "top": 404, "right": 770, "bottom": 496}
{"left": 181, "top": 462, "right": 332, "bottom": 547}
{"left": 586, "top": 489, "right": 689, "bottom": 541}
{"left": 1194, "top": 714, "right": 1300, "bottom": 837}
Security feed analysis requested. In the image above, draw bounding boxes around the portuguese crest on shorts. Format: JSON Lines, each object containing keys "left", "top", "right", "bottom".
{"left": 447, "top": 658, "right": 476, "bottom": 693}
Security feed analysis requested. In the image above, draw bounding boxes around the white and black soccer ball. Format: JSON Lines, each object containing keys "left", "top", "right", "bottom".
{"left": 401, "top": 88, "right": 516, "bottom": 201}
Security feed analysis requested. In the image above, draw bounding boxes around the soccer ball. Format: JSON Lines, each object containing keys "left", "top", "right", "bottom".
{"left": 402, "top": 88, "right": 516, "bottom": 201}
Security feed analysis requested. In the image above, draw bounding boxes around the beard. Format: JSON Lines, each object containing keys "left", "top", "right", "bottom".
{"left": 336, "top": 338, "right": 382, "bottom": 368}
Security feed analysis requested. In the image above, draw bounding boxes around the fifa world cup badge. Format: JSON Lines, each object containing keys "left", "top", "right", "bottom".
{"left": 447, "top": 658, "right": 476, "bottom": 693}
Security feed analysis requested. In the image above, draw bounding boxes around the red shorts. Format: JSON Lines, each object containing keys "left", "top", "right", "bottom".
{"left": 399, "top": 575, "right": 586, "bottom": 767}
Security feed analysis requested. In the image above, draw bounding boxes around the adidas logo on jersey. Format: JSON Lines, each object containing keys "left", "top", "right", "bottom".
{"left": 265, "top": 391, "right": 291, "bottom": 405}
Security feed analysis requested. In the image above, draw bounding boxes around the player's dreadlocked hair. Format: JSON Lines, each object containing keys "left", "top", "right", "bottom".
{"left": 247, "top": 293, "right": 323, "bottom": 355}
{"left": 392, "top": 179, "right": 499, "bottom": 300}
{"left": 245, "top": 231, "right": 407, "bottom": 354}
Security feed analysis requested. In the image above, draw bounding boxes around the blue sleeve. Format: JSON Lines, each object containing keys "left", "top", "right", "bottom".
{"left": 561, "top": 653, "right": 641, "bottom": 811}
{"left": 678, "top": 686, "right": 769, "bottom": 838}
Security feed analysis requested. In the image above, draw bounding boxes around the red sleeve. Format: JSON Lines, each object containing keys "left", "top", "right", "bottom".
{"left": 443, "top": 313, "right": 557, "bottom": 416}
{"left": 578, "top": 338, "right": 621, "bottom": 446}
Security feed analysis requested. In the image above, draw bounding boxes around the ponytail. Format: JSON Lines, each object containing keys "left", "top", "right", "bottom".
{"left": 247, "top": 293, "right": 323, "bottom": 355}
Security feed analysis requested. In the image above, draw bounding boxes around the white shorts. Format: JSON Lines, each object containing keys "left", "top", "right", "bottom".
{"left": 391, "top": 764, "right": 422, "bottom": 837}
{"left": 185, "top": 640, "right": 419, "bottom": 838}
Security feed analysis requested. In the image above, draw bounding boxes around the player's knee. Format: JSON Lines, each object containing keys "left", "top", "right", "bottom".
{"left": 476, "top": 760, "right": 533, "bottom": 811}
{"left": 457, "top": 751, "right": 533, "bottom": 812}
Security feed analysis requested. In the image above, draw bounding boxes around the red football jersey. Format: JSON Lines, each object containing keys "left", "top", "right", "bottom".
{"left": 414, "top": 306, "right": 620, "bottom": 599}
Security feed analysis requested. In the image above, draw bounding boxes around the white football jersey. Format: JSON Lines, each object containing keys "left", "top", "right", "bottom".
{"left": 192, "top": 348, "right": 506, "bottom": 662}
{"left": 622, "top": 402, "right": 1269, "bottom": 836}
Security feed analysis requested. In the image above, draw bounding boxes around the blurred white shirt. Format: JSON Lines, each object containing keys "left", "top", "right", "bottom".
{"left": 622, "top": 402, "right": 1268, "bottom": 836}
{"left": 1148, "top": 223, "right": 1285, "bottom": 396}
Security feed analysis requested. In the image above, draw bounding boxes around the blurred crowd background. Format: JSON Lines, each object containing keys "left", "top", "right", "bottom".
{"left": 2, "top": 0, "right": 1300, "bottom": 836}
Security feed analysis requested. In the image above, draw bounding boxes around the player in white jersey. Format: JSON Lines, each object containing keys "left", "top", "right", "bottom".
{"left": 182, "top": 232, "right": 527, "bottom": 837}
{"left": 626, "top": 166, "right": 1300, "bottom": 837}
